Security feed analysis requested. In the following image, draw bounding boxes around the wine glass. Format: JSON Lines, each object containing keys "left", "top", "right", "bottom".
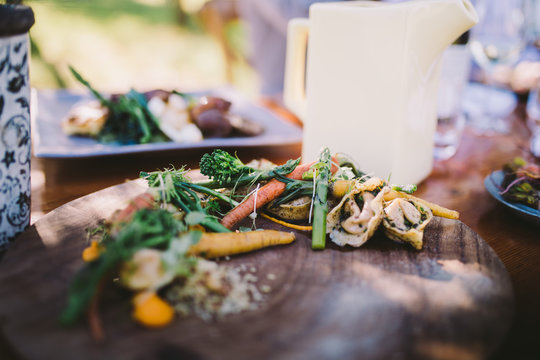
{"left": 468, "top": 0, "right": 527, "bottom": 134}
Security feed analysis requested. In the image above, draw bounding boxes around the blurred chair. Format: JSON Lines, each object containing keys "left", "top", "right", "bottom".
{"left": 198, "top": 0, "right": 241, "bottom": 82}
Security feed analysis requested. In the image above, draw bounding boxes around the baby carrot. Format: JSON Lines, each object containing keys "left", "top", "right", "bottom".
{"left": 187, "top": 230, "right": 296, "bottom": 258}
{"left": 220, "top": 159, "right": 338, "bottom": 229}
{"left": 108, "top": 192, "right": 156, "bottom": 225}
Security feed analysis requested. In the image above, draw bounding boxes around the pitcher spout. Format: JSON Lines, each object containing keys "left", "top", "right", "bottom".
{"left": 409, "top": 0, "right": 478, "bottom": 73}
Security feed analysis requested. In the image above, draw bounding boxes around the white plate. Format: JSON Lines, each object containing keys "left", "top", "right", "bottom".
{"left": 31, "top": 88, "right": 302, "bottom": 158}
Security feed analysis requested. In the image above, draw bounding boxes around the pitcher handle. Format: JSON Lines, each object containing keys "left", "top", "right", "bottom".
{"left": 283, "top": 18, "right": 309, "bottom": 121}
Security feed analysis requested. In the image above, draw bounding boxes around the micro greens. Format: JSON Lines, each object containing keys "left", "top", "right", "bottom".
{"left": 140, "top": 167, "right": 237, "bottom": 233}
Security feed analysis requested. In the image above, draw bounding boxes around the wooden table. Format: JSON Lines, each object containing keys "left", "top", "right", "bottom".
{"left": 1, "top": 102, "right": 539, "bottom": 359}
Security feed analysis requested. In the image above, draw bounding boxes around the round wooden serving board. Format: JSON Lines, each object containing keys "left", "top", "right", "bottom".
{"left": 0, "top": 181, "right": 514, "bottom": 360}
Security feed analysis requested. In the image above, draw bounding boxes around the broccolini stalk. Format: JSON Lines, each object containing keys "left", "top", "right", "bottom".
{"left": 311, "top": 147, "right": 332, "bottom": 250}
{"left": 199, "top": 149, "right": 300, "bottom": 187}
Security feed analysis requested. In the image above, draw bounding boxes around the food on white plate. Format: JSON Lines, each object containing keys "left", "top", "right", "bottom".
{"left": 146, "top": 92, "right": 201, "bottom": 143}
{"left": 62, "top": 100, "right": 108, "bottom": 137}
{"left": 189, "top": 95, "right": 232, "bottom": 138}
{"left": 62, "top": 67, "right": 264, "bottom": 145}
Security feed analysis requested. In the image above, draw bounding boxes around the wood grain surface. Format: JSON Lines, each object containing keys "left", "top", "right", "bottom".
{"left": 0, "top": 180, "right": 514, "bottom": 360}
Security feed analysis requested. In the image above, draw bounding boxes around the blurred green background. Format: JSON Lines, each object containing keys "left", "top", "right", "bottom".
{"left": 26, "top": 0, "right": 257, "bottom": 95}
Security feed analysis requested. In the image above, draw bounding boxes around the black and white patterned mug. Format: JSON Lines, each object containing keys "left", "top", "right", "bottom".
{"left": 0, "top": 4, "right": 35, "bottom": 252}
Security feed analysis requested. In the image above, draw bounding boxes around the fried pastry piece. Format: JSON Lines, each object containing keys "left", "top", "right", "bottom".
{"left": 382, "top": 197, "right": 433, "bottom": 250}
{"left": 327, "top": 177, "right": 388, "bottom": 247}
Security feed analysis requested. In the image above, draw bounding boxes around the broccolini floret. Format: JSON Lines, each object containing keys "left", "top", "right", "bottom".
{"left": 199, "top": 149, "right": 300, "bottom": 187}
{"left": 200, "top": 150, "right": 254, "bottom": 185}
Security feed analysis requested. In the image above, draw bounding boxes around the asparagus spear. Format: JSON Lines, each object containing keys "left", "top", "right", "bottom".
{"left": 311, "top": 147, "right": 332, "bottom": 250}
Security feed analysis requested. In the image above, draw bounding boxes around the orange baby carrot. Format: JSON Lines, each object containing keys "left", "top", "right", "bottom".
{"left": 220, "top": 159, "right": 338, "bottom": 229}
{"left": 108, "top": 192, "right": 156, "bottom": 225}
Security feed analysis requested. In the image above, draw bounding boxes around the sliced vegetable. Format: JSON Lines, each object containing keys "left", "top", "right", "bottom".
{"left": 265, "top": 195, "right": 312, "bottom": 221}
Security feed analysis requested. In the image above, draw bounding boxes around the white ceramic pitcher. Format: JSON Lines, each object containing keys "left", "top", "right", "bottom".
{"left": 284, "top": 0, "right": 478, "bottom": 184}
